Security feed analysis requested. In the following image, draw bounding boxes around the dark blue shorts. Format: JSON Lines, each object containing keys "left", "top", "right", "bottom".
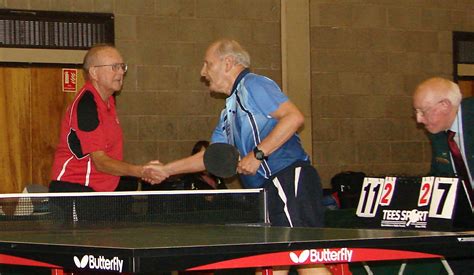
{"left": 264, "top": 160, "right": 324, "bottom": 228}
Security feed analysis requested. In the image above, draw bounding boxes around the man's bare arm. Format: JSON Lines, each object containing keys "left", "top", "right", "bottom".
{"left": 257, "top": 100, "right": 304, "bottom": 156}
{"left": 162, "top": 151, "right": 206, "bottom": 177}
{"left": 237, "top": 100, "right": 304, "bottom": 175}
{"left": 90, "top": 151, "right": 169, "bottom": 183}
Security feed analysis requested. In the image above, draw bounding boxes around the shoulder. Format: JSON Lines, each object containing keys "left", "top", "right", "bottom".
{"left": 76, "top": 90, "right": 99, "bottom": 132}
{"left": 429, "top": 131, "right": 447, "bottom": 146}
{"left": 241, "top": 73, "right": 283, "bottom": 96}
{"left": 77, "top": 90, "right": 96, "bottom": 106}
{"left": 243, "top": 73, "right": 277, "bottom": 88}
{"left": 461, "top": 97, "right": 474, "bottom": 121}
{"left": 461, "top": 97, "right": 474, "bottom": 108}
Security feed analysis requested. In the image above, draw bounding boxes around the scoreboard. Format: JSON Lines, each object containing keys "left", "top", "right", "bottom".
{"left": 356, "top": 177, "right": 474, "bottom": 230}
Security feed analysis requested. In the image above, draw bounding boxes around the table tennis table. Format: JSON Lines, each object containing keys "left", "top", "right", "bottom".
{"left": 0, "top": 190, "right": 472, "bottom": 274}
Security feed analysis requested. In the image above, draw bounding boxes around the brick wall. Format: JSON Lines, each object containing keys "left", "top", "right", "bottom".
{"left": 310, "top": 1, "right": 474, "bottom": 186}
{"left": 2, "top": 0, "right": 474, "bottom": 188}
{"left": 1, "top": 0, "right": 281, "bottom": 176}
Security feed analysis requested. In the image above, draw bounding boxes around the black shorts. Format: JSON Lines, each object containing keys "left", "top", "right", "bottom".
{"left": 264, "top": 161, "right": 324, "bottom": 228}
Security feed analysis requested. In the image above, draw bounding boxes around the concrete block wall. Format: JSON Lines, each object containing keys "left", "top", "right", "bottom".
{"left": 310, "top": 0, "right": 474, "bottom": 186}
{"left": 0, "top": 0, "right": 281, "bottom": 174}
{"left": 2, "top": 0, "right": 474, "bottom": 189}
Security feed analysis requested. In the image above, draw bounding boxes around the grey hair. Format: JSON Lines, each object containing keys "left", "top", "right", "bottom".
{"left": 213, "top": 39, "right": 251, "bottom": 68}
{"left": 423, "top": 77, "right": 462, "bottom": 107}
{"left": 82, "top": 44, "right": 116, "bottom": 75}
{"left": 444, "top": 79, "right": 462, "bottom": 107}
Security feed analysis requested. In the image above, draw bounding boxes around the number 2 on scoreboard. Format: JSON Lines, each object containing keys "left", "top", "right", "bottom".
{"left": 356, "top": 178, "right": 385, "bottom": 217}
{"left": 418, "top": 177, "right": 434, "bottom": 207}
{"left": 379, "top": 177, "right": 396, "bottom": 206}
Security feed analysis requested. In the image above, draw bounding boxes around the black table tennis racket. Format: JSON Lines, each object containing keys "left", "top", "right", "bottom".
{"left": 203, "top": 143, "right": 240, "bottom": 178}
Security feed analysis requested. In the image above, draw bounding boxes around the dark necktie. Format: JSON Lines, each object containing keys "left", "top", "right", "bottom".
{"left": 447, "top": 130, "right": 473, "bottom": 205}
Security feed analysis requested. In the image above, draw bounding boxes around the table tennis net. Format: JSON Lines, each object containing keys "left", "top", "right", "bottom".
{"left": 0, "top": 189, "right": 266, "bottom": 230}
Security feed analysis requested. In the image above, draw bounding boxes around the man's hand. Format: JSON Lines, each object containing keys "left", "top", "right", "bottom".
{"left": 237, "top": 153, "right": 261, "bottom": 175}
{"left": 142, "top": 161, "right": 169, "bottom": 184}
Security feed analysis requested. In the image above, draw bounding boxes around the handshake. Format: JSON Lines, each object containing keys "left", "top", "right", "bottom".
{"left": 140, "top": 161, "right": 170, "bottom": 184}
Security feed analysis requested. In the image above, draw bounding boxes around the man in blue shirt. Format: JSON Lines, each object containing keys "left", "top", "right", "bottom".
{"left": 154, "top": 39, "right": 328, "bottom": 274}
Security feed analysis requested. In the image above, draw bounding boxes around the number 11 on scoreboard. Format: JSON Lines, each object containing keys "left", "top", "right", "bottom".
{"left": 356, "top": 177, "right": 386, "bottom": 217}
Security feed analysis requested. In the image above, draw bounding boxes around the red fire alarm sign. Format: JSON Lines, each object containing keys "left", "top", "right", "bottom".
{"left": 62, "top": 68, "right": 77, "bottom": 92}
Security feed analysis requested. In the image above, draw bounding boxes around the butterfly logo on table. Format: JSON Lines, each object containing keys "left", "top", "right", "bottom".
{"left": 289, "top": 250, "right": 310, "bottom": 263}
{"left": 74, "top": 255, "right": 89, "bottom": 268}
{"left": 72, "top": 254, "right": 124, "bottom": 272}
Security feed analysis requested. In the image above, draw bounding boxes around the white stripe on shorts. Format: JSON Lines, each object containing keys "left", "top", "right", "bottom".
{"left": 294, "top": 167, "right": 301, "bottom": 198}
{"left": 272, "top": 177, "right": 293, "bottom": 227}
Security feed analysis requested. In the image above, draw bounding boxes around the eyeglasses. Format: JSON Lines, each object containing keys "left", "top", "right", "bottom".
{"left": 92, "top": 63, "right": 128, "bottom": 73}
{"left": 414, "top": 100, "right": 443, "bottom": 117}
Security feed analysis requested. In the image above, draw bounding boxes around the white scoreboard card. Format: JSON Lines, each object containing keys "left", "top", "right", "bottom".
{"left": 428, "top": 177, "right": 458, "bottom": 219}
{"left": 379, "top": 177, "right": 396, "bottom": 206}
{"left": 417, "top": 176, "right": 434, "bottom": 207}
{"left": 356, "top": 177, "right": 385, "bottom": 218}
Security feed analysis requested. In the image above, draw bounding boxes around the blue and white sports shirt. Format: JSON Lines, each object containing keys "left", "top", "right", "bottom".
{"left": 211, "top": 69, "right": 309, "bottom": 188}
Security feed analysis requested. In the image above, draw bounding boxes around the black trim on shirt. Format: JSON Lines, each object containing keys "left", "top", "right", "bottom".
{"left": 235, "top": 94, "right": 271, "bottom": 178}
{"left": 77, "top": 90, "right": 99, "bottom": 132}
{"left": 67, "top": 129, "right": 85, "bottom": 159}
{"left": 230, "top": 68, "right": 250, "bottom": 96}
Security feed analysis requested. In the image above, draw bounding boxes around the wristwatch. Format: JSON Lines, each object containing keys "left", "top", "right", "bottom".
{"left": 253, "top": 147, "right": 266, "bottom": 161}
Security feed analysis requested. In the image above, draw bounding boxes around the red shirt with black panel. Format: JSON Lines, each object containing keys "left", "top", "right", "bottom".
{"left": 50, "top": 81, "right": 123, "bottom": 191}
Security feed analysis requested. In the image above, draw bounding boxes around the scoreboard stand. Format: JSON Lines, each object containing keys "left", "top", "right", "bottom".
{"left": 354, "top": 176, "right": 473, "bottom": 274}
{"left": 356, "top": 176, "right": 474, "bottom": 231}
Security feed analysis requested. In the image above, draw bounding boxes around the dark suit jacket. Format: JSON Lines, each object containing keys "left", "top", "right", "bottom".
{"left": 429, "top": 97, "right": 474, "bottom": 179}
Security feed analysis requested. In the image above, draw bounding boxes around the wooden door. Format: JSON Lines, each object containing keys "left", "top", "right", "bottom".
{"left": 0, "top": 67, "right": 83, "bottom": 193}
{"left": 31, "top": 68, "right": 83, "bottom": 190}
{"left": 459, "top": 80, "right": 474, "bottom": 97}
{"left": 0, "top": 68, "right": 31, "bottom": 193}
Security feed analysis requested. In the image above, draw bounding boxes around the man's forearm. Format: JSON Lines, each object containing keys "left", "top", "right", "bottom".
{"left": 258, "top": 109, "right": 304, "bottom": 157}
{"left": 164, "top": 151, "right": 206, "bottom": 176}
{"left": 91, "top": 151, "right": 144, "bottom": 178}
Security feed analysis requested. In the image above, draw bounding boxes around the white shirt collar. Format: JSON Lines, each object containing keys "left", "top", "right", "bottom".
{"left": 448, "top": 105, "right": 462, "bottom": 133}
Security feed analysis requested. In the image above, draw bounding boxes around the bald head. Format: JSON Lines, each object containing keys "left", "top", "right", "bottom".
{"left": 200, "top": 39, "right": 250, "bottom": 95}
{"left": 81, "top": 44, "right": 125, "bottom": 99}
{"left": 83, "top": 44, "right": 118, "bottom": 76}
{"left": 211, "top": 39, "right": 251, "bottom": 68}
{"left": 414, "top": 77, "right": 462, "bottom": 107}
{"left": 413, "top": 77, "right": 462, "bottom": 134}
